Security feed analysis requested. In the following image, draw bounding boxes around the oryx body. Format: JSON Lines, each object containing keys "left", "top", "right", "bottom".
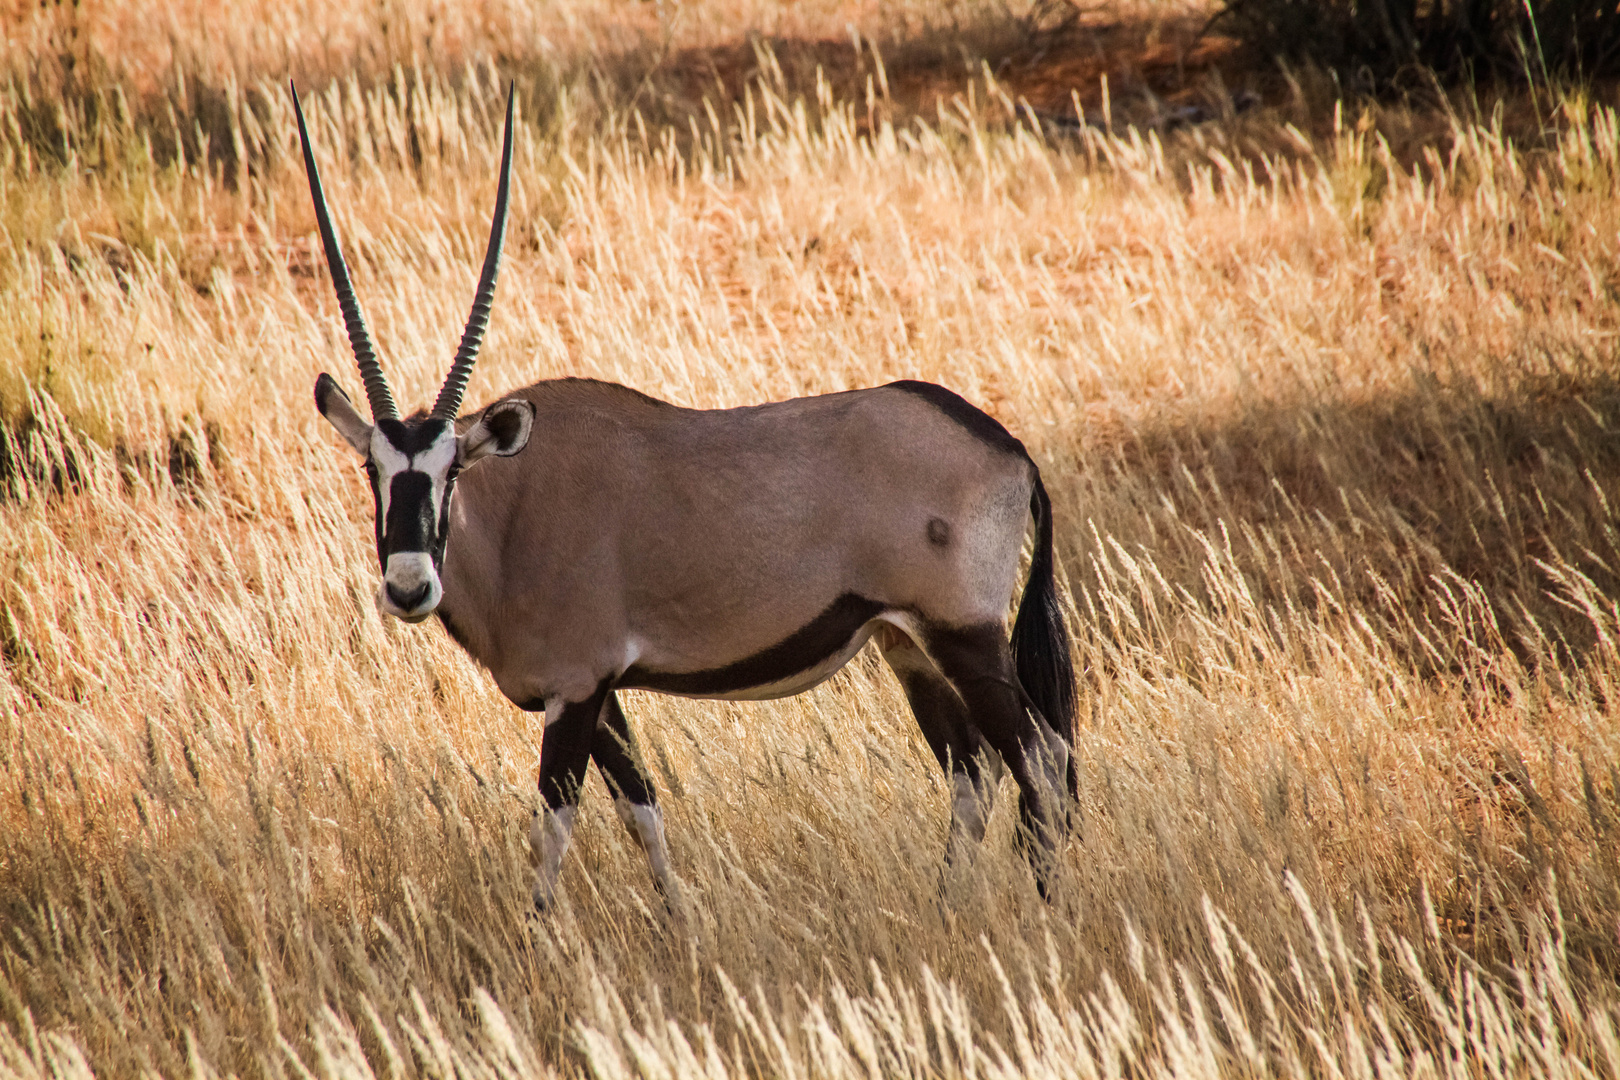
{"left": 295, "top": 84, "right": 1076, "bottom": 909}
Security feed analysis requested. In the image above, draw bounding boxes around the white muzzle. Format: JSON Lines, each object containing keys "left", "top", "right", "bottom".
{"left": 378, "top": 552, "right": 443, "bottom": 621}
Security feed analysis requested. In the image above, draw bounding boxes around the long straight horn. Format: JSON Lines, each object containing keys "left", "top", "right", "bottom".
{"left": 432, "top": 85, "right": 517, "bottom": 420}
{"left": 291, "top": 82, "right": 399, "bottom": 422}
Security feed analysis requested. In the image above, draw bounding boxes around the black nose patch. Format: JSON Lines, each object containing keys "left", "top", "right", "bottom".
{"left": 385, "top": 472, "right": 436, "bottom": 554}
{"left": 387, "top": 579, "right": 432, "bottom": 610}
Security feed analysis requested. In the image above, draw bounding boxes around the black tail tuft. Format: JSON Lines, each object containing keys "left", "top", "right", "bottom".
{"left": 1011, "top": 473, "right": 1077, "bottom": 795}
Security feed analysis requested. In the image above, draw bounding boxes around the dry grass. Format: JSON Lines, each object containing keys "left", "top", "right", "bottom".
{"left": 3, "top": 3, "right": 1620, "bottom": 1078}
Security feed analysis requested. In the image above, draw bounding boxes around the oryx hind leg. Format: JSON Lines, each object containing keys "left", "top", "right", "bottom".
{"left": 593, "top": 693, "right": 681, "bottom": 908}
{"left": 922, "top": 624, "right": 1069, "bottom": 897}
{"left": 876, "top": 625, "right": 1003, "bottom": 862}
{"left": 530, "top": 686, "right": 609, "bottom": 910}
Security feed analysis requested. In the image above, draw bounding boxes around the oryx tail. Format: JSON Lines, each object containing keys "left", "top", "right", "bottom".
{"left": 1011, "top": 475, "right": 1077, "bottom": 794}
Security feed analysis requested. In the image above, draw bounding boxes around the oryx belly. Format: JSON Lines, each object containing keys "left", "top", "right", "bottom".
{"left": 653, "top": 620, "right": 881, "bottom": 700}
{"left": 618, "top": 595, "right": 901, "bottom": 700}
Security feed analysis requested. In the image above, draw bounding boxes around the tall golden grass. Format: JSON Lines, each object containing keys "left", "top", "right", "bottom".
{"left": 3, "top": 3, "right": 1619, "bottom": 1077}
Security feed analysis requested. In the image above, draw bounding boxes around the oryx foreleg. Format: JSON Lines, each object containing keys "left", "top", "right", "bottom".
{"left": 530, "top": 687, "right": 608, "bottom": 910}
{"left": 592, "top": 693, "right": 681, "bottom": 907}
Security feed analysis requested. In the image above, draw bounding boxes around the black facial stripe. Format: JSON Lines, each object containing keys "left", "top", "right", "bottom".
{"left": 384, "top": 471, "right": 436, "bottom": 555}
{"left": 375, "top": 416, "right": 454, "bottom": 453}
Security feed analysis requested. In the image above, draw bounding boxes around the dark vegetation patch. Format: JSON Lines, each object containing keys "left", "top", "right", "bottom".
{"left": 1069, "top": 370, "right": 1620, "bottom": 684}
{"left": 8, "top": 0, "right": 1608, "bottom": 274}
{"left": 1213, "top": 0, "right": 1620, "bottom": 88}
{"left": 0, "top": 411, "right": 223, "bottom": 504}
{"left": 3, "top": 1, "right": 1263, "bottom": 195}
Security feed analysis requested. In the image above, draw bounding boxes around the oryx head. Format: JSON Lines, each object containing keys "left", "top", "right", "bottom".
{"left": 295, "top": 82, "right": 535, "bottom": 621}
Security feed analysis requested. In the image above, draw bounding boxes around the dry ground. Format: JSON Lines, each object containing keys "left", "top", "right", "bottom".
{"left": 3, "top": 2, "right": 1620, "bottom": 1078}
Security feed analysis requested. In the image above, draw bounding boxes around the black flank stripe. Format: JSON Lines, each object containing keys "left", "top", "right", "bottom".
{"left": 621, "top": 593, "right": 885, "bottom": 696}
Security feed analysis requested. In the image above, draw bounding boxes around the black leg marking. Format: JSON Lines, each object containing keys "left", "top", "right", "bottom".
{"left": 879, "top": 629, "right": 1000, "bottom": 864}
{"left": 896, "top": 668, "right": 975, "bottom": 776}
{"left": 531, "top": 686, "right": 611, "bottom": 911}
{"left": 924, "top": 623, "right": 1069, "bottom": 896}
{"left": 592, "top": 692, "right": 658, "bottom": 807}
{"left": 895, "top": 668, "right": 1000, "bottom": 858}
{"left": 538, "top": 685, "right": 611, "bottom": 810}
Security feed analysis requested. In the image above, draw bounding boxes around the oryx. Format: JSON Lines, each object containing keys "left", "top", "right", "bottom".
{"left": 294, "top": 84, "right": 1077, "bottom": 908}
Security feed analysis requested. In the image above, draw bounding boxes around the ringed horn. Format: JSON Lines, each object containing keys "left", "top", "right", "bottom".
{"left": 291, "top": 81, "right": 518, "bottom": 421}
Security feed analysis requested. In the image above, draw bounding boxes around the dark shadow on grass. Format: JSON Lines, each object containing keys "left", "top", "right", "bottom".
{"left": 1060, "top": 368, "right": 1620, "bottom": 683}
{"left": 564, "top": 8, "right": 1249, "bottom": 133}
{"left": 5, "top": 2, "right": 1256, "bottom": 188}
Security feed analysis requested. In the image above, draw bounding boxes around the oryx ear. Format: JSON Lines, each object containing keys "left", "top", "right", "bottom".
{"left": 458, "top": 398, "right": 535, "bottom": 466}
{"left": 315, "top": 373, "right": 373, "bottom": 455}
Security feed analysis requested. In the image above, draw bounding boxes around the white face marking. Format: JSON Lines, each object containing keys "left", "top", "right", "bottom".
{"left": 530, "top": 805, "right": 576, "bottom": 908}
{"left": 415, "top": 432, "right": 459, "bottom": 531}
{"left": 368, "top": 427, "right": 461, "bottom": 621}
{"left": 368, "top": 430, "right": 410, "bottom": 525}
